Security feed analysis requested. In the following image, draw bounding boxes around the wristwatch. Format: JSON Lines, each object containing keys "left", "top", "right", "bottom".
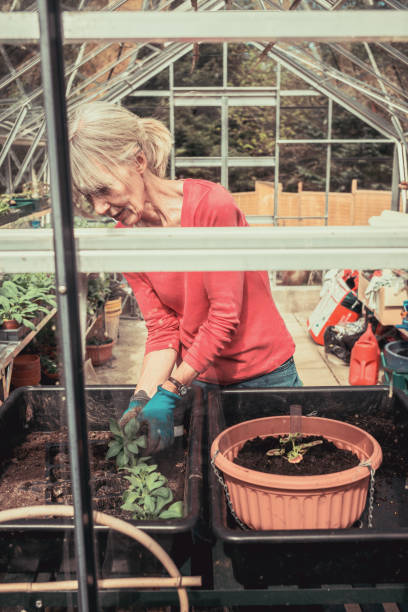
{"left": 167, "top": 376, "right": 190, "bottom": 397}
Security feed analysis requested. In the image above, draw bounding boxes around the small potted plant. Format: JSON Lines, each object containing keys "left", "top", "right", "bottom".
{"left": 40, "top": 354, "right": 60, "bottom": 383}
{"left": 0, "top": 280, "right": 48, "bottom": 331}
{"left": 0, "top": 276, "right": 56, "bottom": 334}
{"left": 86, "top": 327, "right": 114, "bottom": 366}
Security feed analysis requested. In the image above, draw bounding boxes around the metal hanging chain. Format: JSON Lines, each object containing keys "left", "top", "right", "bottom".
{"left": 359, "top": 460, "right": 376, "bottom": 529}
{"left": 211, "top": 450, "right": 249, "bottom": 530}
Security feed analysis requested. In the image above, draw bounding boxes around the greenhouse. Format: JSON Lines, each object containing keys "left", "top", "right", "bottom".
{"left": 0, "top": 1, "right": 408, "bottom": 610}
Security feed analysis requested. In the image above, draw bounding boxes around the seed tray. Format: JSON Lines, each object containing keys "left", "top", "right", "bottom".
{"left": 0, "top": 385, "right": 204, "bottom": 580}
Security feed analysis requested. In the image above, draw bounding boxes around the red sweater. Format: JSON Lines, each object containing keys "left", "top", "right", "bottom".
{"left": 121, "top": 179, "right": 294, "bottom": 385}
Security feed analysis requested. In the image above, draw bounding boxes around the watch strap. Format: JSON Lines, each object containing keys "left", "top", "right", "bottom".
{"left": 167, "top": 376, "right": 189, "bottom": 397}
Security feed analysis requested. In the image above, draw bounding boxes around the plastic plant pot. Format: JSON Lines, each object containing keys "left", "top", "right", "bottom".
{"left": 1, "top": 319, "right": 19, "bottom": 330}
{"left": 11, "top": 354, "right": 41, "bottom": 388}
{"left": 86, "top": 340, "right": 114, "bottom": 366}
{"left": 384, "top": 341, "right": 408, "bottom": 373}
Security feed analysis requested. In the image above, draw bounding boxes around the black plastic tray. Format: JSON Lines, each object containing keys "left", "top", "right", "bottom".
{"left": 0, "top": 326, "right": 25, "bottom": 342}
{"left": 0, "top": 385, "right": 204, "bottom": 579}
{"left": 209, "top": 386, "right": 408, "bottom": 588}
{"left": 0, "top": 210, "right": 22, "bottom": 227}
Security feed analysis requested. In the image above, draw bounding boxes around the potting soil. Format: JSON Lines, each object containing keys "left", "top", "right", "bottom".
{"left": 0, "top": 429, "right": 186, "bottom": 517}
{"left": 234, "top": 434, "right": 360, "bottom": 476}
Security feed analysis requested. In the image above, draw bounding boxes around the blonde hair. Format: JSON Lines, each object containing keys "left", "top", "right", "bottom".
{"left": 68, "top": 101, "right": 172, "bottom": 208}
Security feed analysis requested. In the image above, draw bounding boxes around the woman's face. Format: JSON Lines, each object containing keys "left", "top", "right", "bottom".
{"left": 91, "top": 162, "right": 146, "bottom": 226}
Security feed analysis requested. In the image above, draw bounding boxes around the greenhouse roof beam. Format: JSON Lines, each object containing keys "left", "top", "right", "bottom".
{"left": 0, "top": 106, "right": 28, "bottom": 169}
{"left": 278, "top": 45, "right": 408, "bottom": 120}
{"left": 257, "top": 43, "right": 400, "bottom": 142}
{"left": 12, "top": 121, "right": 45, "bottom": 190}
{"left": 377, "top": 42, "right": 408, "bottom": 69}
{"left": 1, "top": 11, "right": 407, "bottom": 44}
{"left": 105, "top": 43, "right": 194, "bottom": 103}
{"left": 0, "top": 45, "right": 27, "bottom": 100}
{"left": 383, "top": 0, "right": 406, "bottom": 8}
{"left": 0, "top": 0, "right": 129, "bottom": 95}
{"left": 328, "top": 42, "right": 408, "bottom": 104}
{"left": 363, "top": 43, "right": 408, "bottom": 157}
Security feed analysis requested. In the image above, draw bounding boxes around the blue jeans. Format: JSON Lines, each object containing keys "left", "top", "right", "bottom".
{"left": 194, "top": 356, "right": 303, "bottom": 392}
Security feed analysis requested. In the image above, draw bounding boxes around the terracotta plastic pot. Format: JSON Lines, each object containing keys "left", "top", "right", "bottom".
{"left": 86, "top": 341, "right": 114, "bottom": 366}
{"left": 11, "top": 354, "right": 41, "bottom": 388}
{"left": 43, "top": 368, "right": 60, "bottom": 382}
{"left": 211, "top": 415, "right": 382, "bottom": 530}
{"left": 1, "top": 319, "right": 20, "bottom": 330}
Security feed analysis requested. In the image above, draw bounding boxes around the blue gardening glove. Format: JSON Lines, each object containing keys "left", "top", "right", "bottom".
{"left": 119, "top": 390, "right": 150, "bottom": 429}
{"left": 136, "top": 385, "right": 178, "bottom": 454}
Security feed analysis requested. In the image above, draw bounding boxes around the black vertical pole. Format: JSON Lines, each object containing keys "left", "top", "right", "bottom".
{"left": 36, "top": 2, "right": 99, "bottom": 610}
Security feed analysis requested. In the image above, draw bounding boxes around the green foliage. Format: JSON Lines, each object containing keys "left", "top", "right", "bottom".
{"left": 0, "top": 275, "right": 56, "bottom": 329}
{"left": 106, "top": 415, "right": 183, "bottom": 521}
{"left": 4, "top": 273, "right": 56, "bottom": 298}
{"left": 87, "top": 273, "right": 126, "bottom": 319}
{"left": 87, "top": 273, "right": 111, "bottom": 317}
{"left": 121, "top": 462, "right": 184, "bottom": 520}
{"left": 106, "top": 417, "right": 147, "bottom": 468}
{"left": 18, "top": 180, "right": 49, "bottom": 199}
{"left": 0, "top": 181, "right": 49, "bottom": 216}
{"left": 40, "top": 354, "right": 59, "bottom": 374}
{"left": 32, "top": 319, "right": 58, "bottom": 350}
{"left": 86, "top": 331, "right": 113, "bottom": 346}
{"left": 0, "top": 193, "right": 12, "bottom": 215}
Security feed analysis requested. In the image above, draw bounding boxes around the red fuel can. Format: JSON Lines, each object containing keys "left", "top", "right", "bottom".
{"left": 349, "top": 323, "right": 380, "bottom": 386}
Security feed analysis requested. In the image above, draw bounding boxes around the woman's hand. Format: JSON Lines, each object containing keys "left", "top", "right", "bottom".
{"left": 119, "top": 390, "right": 150, "bottom": 429}
{"left": 136, "top": 386, "right": 179, "bottom": 453}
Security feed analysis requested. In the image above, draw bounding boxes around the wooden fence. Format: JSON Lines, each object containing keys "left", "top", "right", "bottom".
{"left": 233, "top": 179, "right": 397, "bottom": 226}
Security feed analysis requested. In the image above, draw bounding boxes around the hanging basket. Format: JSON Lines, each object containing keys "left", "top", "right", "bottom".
{"left": 211, "top": 415, "right": 382, "bottom": 530}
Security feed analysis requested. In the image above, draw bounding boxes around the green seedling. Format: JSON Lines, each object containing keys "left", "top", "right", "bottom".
{"left": 267, "top": 432, "right": 323, "bottom": 464}
{"left": 106, "top": 417, "right": 147, "bottom": 468}
{"left": 121, "top": 462, "right": 184, "bottom": 520}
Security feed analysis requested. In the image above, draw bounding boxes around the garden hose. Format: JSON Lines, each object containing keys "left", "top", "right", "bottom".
{"left": 0, "top": 504, "right": 201, "bottom": 611}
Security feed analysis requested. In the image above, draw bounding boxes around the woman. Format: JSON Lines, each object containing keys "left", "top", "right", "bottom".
{"left": 69, "top": 101, "right": 302, "bottom": 453}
